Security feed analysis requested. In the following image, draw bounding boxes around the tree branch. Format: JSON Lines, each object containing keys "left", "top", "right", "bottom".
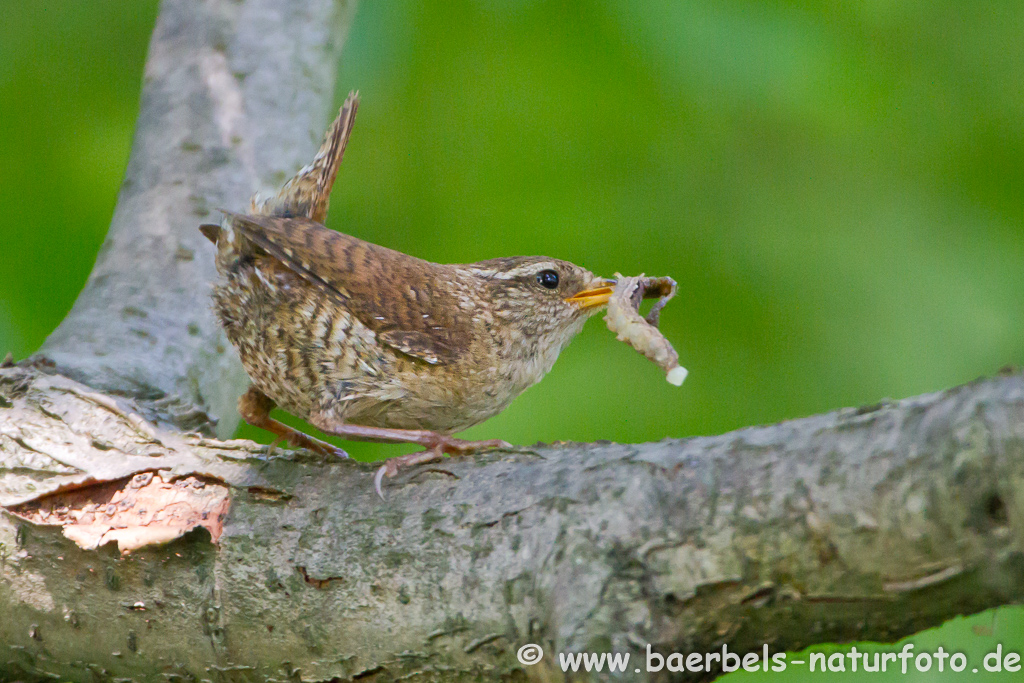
{"left": 37, "top": 0, "right": 354, "bottom": 437}
{"left": 2, "top": 365, "right": 1023, "bottom": 681}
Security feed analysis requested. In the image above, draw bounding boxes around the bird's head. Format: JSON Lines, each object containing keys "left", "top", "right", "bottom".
{"left": 464, "top": 256, "right": 615, "bottom": 354}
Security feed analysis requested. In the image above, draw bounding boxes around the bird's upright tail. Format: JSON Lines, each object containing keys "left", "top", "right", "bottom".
{"left": 251, "top": 90, "right": 360, "bottom": 222}
{"left": 200, "top": 92, "right": 360, "bottom": 267}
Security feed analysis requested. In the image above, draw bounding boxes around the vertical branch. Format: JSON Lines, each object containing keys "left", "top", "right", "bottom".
{"left": 37, "top": 0, "right": 356, "bottom": 436}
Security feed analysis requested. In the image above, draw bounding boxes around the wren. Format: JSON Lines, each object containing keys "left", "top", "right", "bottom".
{"left": 201, "top": 93, "right": 614, "bottom": 495}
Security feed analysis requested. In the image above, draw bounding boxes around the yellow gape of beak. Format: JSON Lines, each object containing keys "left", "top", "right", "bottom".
{"left": 565, "top": 279, "right": 616, "bottom": 309}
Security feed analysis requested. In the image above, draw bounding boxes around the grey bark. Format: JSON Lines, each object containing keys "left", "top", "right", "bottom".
{"left": 3, "top": 1, "right": 1024, "bottom": 682}
{"left": 38, "top": 0, "right": 354, "bottom": 439}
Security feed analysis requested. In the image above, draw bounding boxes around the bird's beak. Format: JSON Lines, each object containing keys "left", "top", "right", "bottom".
{"left": 565, "top": 278, "right": 617, "bottom": 309}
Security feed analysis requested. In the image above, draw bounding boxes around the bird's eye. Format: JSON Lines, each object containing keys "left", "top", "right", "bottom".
{"left": 536, "top": 269, "right": 560, "bottom": 289}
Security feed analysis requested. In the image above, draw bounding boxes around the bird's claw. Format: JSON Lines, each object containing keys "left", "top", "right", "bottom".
{"left": 288, "top": 432, "right": 348, "bottom": 460}
{"left": 307, "top": 441, "right": 349, "bottom": 460}
{"left": 324, "top": 444, "right": 350, "bottom": 459}
{"left": 374, "top": 462, "right": 393, "bottom": 500}
{"left": 431, "top": 436, "right": 512, "bottom": 455}
{"left": 373, "top": 437, "right": 511, "bottom": 499}
{"left": 374, "top": 449, "right": 441, "bottom": 500}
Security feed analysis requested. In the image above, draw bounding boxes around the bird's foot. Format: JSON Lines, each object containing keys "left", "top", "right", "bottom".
{"left": 240, "top": 386, "right": 348, "bottom": 460}
{"left": 286, "top": 429, "right": 349, "bottom": 460}
{"left": 373, "top": 435, "right": 511, "bottom": 499}
{"left": 264, "top": 426, "right": 348, "bottom": 460}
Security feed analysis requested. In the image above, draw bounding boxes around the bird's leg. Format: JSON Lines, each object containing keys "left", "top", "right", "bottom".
{"left": 306, "top": 413, "right": 510, "bottom": 498}
{"left": 238, "top": 387, "right": 348, "bottom": 459}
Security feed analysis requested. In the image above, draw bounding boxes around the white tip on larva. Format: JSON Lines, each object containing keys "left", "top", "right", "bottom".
{"left": 666, "top": 366, "right": 688, "bottom": 386}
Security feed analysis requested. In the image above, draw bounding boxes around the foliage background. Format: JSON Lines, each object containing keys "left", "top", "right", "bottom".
{"left": 1, "top": 1, "right": 1022, "bottom": 680}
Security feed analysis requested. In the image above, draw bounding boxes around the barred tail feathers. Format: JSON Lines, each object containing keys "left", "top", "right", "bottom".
{"left": 250, "top": 91, "right": 359, "bottom": 222}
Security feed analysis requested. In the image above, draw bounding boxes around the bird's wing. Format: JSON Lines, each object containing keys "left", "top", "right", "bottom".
{"left": 225, "top": 212, "right": 468, "bottom": 365}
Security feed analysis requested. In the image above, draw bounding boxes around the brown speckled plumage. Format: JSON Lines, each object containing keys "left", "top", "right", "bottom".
{"left": 202, "top": 93, "right": 612, "bottom": 493}
{"left": 212, "top": 212, "right": 604, "bottom": 432}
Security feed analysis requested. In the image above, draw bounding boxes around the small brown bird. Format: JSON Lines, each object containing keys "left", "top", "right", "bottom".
{"left": 201, "top": 93, "right": 614, "bottom": 495}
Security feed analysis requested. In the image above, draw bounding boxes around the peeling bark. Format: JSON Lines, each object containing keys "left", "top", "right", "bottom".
{"left": 2, "top": 364, "right": 1024, "bottom": 682}
{"left": 10, "top": 472, "right": 231, "bottom": 554}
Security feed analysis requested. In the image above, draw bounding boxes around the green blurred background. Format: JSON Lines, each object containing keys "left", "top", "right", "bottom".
{"left": 1, "top": 1, "right": 1022, "bottom": 680}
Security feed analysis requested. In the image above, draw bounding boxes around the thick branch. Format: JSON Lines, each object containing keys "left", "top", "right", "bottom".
{"left": 2, "top": 365, "right": 1022, "bottom": 681}
{"left": 37, "top": 0, "right": 354, "bottom": 437}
